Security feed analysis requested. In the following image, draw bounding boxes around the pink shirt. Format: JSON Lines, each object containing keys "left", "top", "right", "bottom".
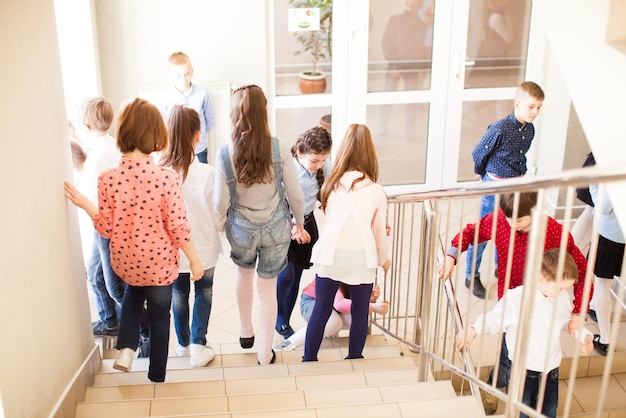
{"left": 301, "top": 280, "right": 352, "bottom": 314}
{"left": 95, "top": 156, "right": 191, "bottom": 286}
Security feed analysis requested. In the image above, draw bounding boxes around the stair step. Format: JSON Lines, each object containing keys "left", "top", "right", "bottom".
{"left": 77, "top": 381, "right": 471, "bottom": 418}
{"left": 94, "top": 355, "right": 418, "bottom": 387}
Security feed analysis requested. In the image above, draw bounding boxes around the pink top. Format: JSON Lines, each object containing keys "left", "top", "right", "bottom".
{"left": 449, "top": 210, "right": 590, "bottom": 314}
{"left": 301, "top": 280, "right": 352, "bottom": 313}
{"left": 95, "top": 156, "right": 191, "bottom": 286}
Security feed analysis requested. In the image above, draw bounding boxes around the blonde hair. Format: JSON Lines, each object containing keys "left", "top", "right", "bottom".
{"left": 516, "top": 81, "right": 545, "bottom": 101}
{"left": 73, "top": 97, "right": 114, "bottom": 133}
{"left": 168, "top": 51, "right": 191, "bottom": 67}
{"left": 541, "top": 248, "right": 579, "bottom": 283}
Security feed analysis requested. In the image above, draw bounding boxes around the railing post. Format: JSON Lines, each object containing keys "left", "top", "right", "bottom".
{"left": 418, "top": 204, "right": 440, "bottom": 382}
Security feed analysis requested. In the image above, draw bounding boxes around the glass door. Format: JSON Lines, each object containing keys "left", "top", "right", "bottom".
{"left": 271, "top": 0, "right": 534, "bottom": 190}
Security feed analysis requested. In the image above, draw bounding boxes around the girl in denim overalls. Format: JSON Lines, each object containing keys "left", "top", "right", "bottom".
{"left": 213, "top": 85, "right": 306, "bottom": 365}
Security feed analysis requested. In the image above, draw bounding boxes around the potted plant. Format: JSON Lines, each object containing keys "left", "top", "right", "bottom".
{"left": 288, "top": 0, "right": 332, "bottom": 94}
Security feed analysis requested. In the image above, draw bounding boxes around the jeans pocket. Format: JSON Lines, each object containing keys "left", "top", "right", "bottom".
{"left": 226, "top": 218, "right": 254, "bottom": 248}
{"left": 548, "top": 368, "right": 559, "bottom": 383}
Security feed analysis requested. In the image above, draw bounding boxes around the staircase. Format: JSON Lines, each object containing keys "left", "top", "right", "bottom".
{"left": 76, "top": 335, "right": 488, "bottom": 418}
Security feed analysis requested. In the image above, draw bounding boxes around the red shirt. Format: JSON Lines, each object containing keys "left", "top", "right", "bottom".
{"left": 95, "top": 156, "right": 191, "bottom": 286}
{"left": 450, "top": 210, "right": 591, "bottom": 314}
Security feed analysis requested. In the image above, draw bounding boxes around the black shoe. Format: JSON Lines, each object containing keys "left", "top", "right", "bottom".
{"left": 240, "top": 336, "right": 255, "bottom": 349}
{"left": 92, "top": 320, "right": 119, "bottom": 336}
{"left": 259, "top": 349, "right": 276, "bottom": 365}
{"left": 465, "top": 276, "right": 486, "bottom": 299}
{"left": 593, "top": 334, "right": 608, "bottom": 356}
{"left": 276, "top": 324, "right": 294, "bottom": 338}
{"left": 588, "top": 309, "right": 598, "bottom": 322}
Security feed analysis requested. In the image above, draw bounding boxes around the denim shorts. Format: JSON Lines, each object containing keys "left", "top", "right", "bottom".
{"left": 226, "top": 201, "right": 291, "bottom": 278}
{"left": 299, "top": 293, "right": 316, "bottom": 321}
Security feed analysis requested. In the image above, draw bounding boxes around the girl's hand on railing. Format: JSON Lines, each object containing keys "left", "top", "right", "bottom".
{"left": 438, "top": 255, "right": 456, "bottom": 280}
{"left": 455, "top": 327, "right": 477, "bottom": 352}
{"left": 370, "top": 301, "right": 389, "bottom": 315}
{"left": 370, "top": 284, "right": 381, "bottom": 302}
{"left": 382, "top": 258, "right": 391, "bottom": 274}
{"left": 580, "top": 334, "right": 593, "bottom": 355}
{"left": 386, "top": 224, "right": 391, "bottom": 236}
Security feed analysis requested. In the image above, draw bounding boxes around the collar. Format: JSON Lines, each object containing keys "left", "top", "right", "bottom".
{"left": 121, "top": 154, "right": 155, "bottom": 169}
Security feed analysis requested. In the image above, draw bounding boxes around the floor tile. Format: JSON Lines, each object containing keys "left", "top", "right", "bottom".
{"left": 314, "top": 403, "right": 402, "bottom": 418}
{"left": 304, "top": 386, "right": 382, "bottom": 407}
{"left": 379, "top": 381, "right": 456, "bottom": 402}
{"left": 153, "top": 380, "right": 225, "bottom": 398}
{"left": 295, "top": 371, "right": 366, "bottom": 390}
{"left": 75, "top": 400, "right": 150, "bottom": 418}
{"left": 150, "top": 395, "right": 229, "bottom": 416}
{"left": 228, "top": 391, "right": 306, "bottom": 412}
{"left": 84, "top": 384, "right": 154, "bottom": 401}
{"left": 566, "top": 375, "right": 626, "bottom": 412}
{"left": 225, "top": 375, "right": 297, "bottom": 394}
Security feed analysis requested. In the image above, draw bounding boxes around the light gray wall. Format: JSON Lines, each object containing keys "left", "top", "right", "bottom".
{"left": 0, "top": 1, "right": 95, "bottom": 417}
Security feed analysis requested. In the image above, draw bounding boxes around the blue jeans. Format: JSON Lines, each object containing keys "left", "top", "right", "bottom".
{"left": 86, "top": 230, "right": 126, "bottom": 326}
{"left": 116, "top": 284, "right": 173, "bottom": 382}
{"left": 226, "top": 202, "right": 291, "bottom": 279}
{"left": 489, "top": 335, "right": 511, "bottom": 389}
{"left": 172, "top": 268, "right": 214, "bottom": 346}
{"left": 516, "top": 368, "right": 559, "bottom": 418}
{"left": 465, "top": 175, "right": 497, "bottom": 279}
{"left": 303, "top": 276, "right": 372, "bottom": 361}
{"left": 195, "top": 148, "right": 208, "bottom": 164}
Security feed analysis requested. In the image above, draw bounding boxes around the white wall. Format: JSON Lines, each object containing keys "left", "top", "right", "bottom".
{"left": 0, "top": 0, "right": 95, "bottom": 417}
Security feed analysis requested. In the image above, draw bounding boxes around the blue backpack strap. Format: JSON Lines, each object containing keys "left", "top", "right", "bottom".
{"left": 271, "top": 137, "right": 284, "bottom": 201}
{"left": 219, "top": 144, "right": 237, "bottom": 209}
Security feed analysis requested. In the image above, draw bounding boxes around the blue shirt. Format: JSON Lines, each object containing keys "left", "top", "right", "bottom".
{"left": 162, "top": 83, "right": 215, "bottom": 154}
{"left": 472, "top": 112, "right": 535, "bottom": 178}
{"left": 293, "top": 157, "right": 333, "bottom": 215}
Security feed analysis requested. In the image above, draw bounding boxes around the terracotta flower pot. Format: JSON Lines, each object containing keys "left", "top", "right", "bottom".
{"left": 299, "top": 71, "right": 326, "bottom": 94}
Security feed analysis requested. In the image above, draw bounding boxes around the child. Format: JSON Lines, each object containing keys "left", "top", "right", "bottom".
{"left": 213, "top": 85, "right": 306, "bottom": 365}
{"left": 439, "top": 191, "right": 591, "bottom": 409}
{"left": 455, "top": 249, "right": 594, "bottom": 418}
{"left": 466, "top": 81, "right": 545, "bottom": 299}
{"left": 275, "top": 280, "right": 389, "bottom": 351}
{"left": 276, "top": 126, "right": 333, "bottom": 339}
{"left": 303, "top": 124, "right": 391, "bottom": 362}
{"left": 588, "top": 185, "right": 625, "bottom": 356}
{"left": 71, "top": 97, "right": 125, "bottom": 337}
{"left": 160, "top": 105, "right": 222, "bottom": 367}
{"left": 161, "top": 52, "right": 215, "bottom": 164}
{"left": 65, "top": 98, "right": 204, "bottom": 382}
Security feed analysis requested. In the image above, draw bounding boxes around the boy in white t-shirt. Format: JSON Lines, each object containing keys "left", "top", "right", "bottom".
{"left": 456, "top": 249, "right": 593, "bottom": 418}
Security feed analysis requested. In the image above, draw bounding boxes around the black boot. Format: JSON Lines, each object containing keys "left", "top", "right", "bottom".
{"left": 465, "top": 275, "right": 486, "bottom": 299}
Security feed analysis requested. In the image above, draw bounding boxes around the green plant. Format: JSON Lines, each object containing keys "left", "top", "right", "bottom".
{"left": 288, "top": 0, "right": 332, "bottom": 76}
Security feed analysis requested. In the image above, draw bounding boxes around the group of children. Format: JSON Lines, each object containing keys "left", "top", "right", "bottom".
{"left": 63, "top": 52, "right": 618, "bottom": 416}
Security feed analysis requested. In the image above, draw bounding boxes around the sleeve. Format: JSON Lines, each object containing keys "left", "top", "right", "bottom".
{"left": 472, "top": 125, "right": 500, "bottom": 177}
{"left": 162, "top": 171, "right": 191, "bottom": 248}
{"left": 212, "top": 148, "right": 231, "bottom": 220}
{"left": 471, "top": 296, "right": 508, "bottom": 335}
{"left": 590, "top": 184, "right": 614, "bottom": 215}
{"left": 94, "top": 172, "right": 114, "bottom": 238}
{"left": 567, "top": 232, "right": 591, "bottom": 314}
{"left": 203, "top": 93, "right": 215, "bottom": 132}
{"left": 281, "top": 140, "right": 305, "bottom": 225}
{"left": 449, "top": 214, "right": 495, "bottom": 260}
{"left": 372, "top": 187, "right": 389, "bottom": 265}
{"left": 333, "top": 289, "right": 352, "bottom": 313}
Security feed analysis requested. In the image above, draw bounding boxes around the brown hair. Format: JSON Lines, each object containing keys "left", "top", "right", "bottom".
{"left": 73, "top": 97, "right": 114, "bottom": 133}
{"left": 116, "top": 98, "right": 168, "bottom": 154}
{"left": 516, "top": 81, "right": 545, "bottom": 101}
{"left": 160, "top": 106, "right": 200, "bottom": 181}
{"left": 168, "top": 51, "right": 191, "bottom": 67}
{"left": 500, "top": 192, "right": 537, "bottom": 218}
{"left": 230, "top": 85, "right": 273, "bottom": 187}
{"left": 541, "top": 248, "right": 579, "bottom": 283}
{"left": 292, "top": 126, "right": 333, "bottom": 199}
{"left": 319, "top": 124, "right": 379, "bottom": 211}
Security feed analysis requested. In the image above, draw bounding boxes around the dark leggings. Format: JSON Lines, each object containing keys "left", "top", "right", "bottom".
{"left": 303, "top": 275, "right": 372, "bottom": 361}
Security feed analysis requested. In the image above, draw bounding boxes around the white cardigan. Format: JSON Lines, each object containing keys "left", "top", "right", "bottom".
{"left": 311, "top": 171, "right": 388, "bottom": 275}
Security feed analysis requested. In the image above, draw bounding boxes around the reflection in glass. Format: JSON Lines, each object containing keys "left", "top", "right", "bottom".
{"left": 275, "top": 107, "right": 332, "bottom": 149}
{"left": 274, "top": 0, "right": 333, "bottom": 96}
{"left": 457, "top": 100, "right": 512, "bottom": 182}
{"left": 368, "top": 0, "right": 434, "bottom": 92}
{"left": 465, "top": 0, "right": 532, "bottom": 88}
{"left": 367, "top": 104, "right": 429, "bottom": 185}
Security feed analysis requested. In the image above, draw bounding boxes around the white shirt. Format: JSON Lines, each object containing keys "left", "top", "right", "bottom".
{"left": 471, "top": 286, "right": 592, "bottom": 372}
{"left": 311, "top": 171, "right": 388, "bottom": 285}
{"left": 79, "top": 134, "right": 121, "bottom": 204}
{"left": 179, "top": 159, "right": 222, "bottom": 272}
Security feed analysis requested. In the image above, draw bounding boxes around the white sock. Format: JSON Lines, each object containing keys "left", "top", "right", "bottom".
{"left": 593, "top": 276, "right": 612, "bottom": 344}
{"left": 236, "top": 267, "right": 255, "bottom": 338}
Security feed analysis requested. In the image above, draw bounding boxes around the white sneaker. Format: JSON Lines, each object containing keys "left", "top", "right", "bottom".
{"left": 175, "top": 343, "right": 190, "bottom": 357}
{"left": 113, "top": 348, "right": 135, "bottom": 372}
{"left": 190, "top": 344, "right": 215, "bottom": 367}
{"left": 273, "top": 340, "right": 296, "bottom": 351}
